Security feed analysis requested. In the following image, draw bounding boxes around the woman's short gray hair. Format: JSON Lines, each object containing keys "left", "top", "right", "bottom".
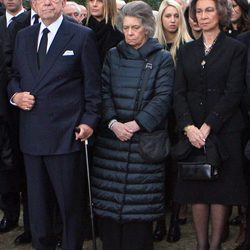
{"left": 119, "top": 1, "right": 155, "bottom": 37}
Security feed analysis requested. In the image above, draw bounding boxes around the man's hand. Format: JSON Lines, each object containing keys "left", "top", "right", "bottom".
{"left": 13, "top": 92, "right": 35, "bottom": 111}
{"left": 75, "top": 124, "right": 93, "bottom": 141}
{"left": 111, "top": 122, "right": 133, "bottom": 141}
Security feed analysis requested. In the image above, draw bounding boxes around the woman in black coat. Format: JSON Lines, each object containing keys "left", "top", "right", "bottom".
{"left": 173, "top": 0, "right": 247, "bottom": 249}
{"left": 85, "top": 0, "right": 123, "bottom": 64}
{"left": 153, "top": 0, "right": 192, "bottom": 242}
{"left": 91, "top": 1, "right": 174, "bottom": 250}
{"left": 224, "top": 0, "right": 250, "bottom": 38}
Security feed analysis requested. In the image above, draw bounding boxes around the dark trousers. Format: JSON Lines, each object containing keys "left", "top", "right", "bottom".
{"left": 24, "top": 152, "right": 85, "bottom": 250}
{"left": 99, "top": 217, "right": 153, "bottom": 250}
{"left": 1, "top": 192, "right": 20, "bottom": 222}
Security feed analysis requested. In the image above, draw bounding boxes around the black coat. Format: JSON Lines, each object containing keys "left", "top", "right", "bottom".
{"left": 238, "top": 31, "right": 250, "bottom": 91}
{"left": 92, "top": 38, "right": 174, "bottom": 222}
{"left": 174, "top": 32, "right": 246, "bottom": 134}
{"left": 86, "top": 16, "right": 124, "bottom": 64}
{"left": 173, "top": 32, "right": 248, "bottom": 205}
{"left": 0, "top": 40, "right": 8, "bottom": 118}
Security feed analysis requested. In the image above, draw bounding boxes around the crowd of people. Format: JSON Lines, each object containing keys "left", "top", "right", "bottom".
{"left": 0, "top": 0, "right": 250, "bottom": 249}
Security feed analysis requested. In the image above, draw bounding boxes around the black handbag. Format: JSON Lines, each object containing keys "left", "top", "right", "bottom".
{"left": 139, "top": 130, "right": 170, "bottom": 163}
{"left": 178, "top": 146, "right": 219, "bottom": 181}
{"left": 135, "top": 51, "right": 170, "bottom": 163}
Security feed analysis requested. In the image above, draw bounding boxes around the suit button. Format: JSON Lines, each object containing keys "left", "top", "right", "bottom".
{"left": 200, "top": 102, "right": 203, "bottom": 105}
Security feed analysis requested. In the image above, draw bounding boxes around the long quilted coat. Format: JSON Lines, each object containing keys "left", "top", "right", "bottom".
{"left": 92, "top": 38, "right": 174, "bottom": 222}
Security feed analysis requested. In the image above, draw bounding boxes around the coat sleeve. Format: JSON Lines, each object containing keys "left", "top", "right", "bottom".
{"left": 205, "top": 43, "right": 246, "bottom": 133}
{"left": 101, "top": 49, "right": 118, "bottom": 124}
{"left": 173, "top": 47, "right": 194, "bottom": 132}
{"left": 135, "top": 52, "right": 174, "bottom": 132}
{"left": 80, "top": 29, "right": 101, "bottom": 129}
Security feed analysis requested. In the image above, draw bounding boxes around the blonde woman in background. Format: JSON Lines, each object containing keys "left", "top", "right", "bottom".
{"left": 155, "top": 0, "right": 191, "bottom": 63}
{"left": 85, "top": 0, "right": 123, "bottom": 64}
{"left": 153, "top": 0, "right": 192, "bottom": 243}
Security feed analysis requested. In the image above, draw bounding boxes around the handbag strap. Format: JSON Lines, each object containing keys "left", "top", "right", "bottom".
{"left": 135, "top": 51, "right": 162, "bottom": 112}
{"left": 203, "top": 145, "right": 208, "bottom": 162}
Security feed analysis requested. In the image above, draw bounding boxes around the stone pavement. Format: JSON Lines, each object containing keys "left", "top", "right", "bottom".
{"left": 0, "top": 210, "right": 240, "bottom": 250}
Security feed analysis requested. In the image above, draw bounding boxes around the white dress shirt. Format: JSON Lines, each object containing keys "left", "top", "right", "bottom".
{"left": 31, "top": 9, "right": 40, "bottom": 25}
{"left": 37, "top": 15, "right": 63, "bottom": 53}
{"left": 6, "top": 9, "right": 25, "bottom": 27}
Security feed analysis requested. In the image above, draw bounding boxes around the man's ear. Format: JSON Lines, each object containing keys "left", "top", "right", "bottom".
{"left": 62, "top": 0, "right": 67, "bottom": 8}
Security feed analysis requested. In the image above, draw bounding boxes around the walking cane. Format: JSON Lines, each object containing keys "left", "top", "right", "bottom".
{"left": 84, "top": 139, "right": 97, "bottom": 250}
{"left": 75, "top": 128, "right": 97, "bottom": 250}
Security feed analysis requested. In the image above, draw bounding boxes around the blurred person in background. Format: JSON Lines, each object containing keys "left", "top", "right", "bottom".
{"left": 0, "top": 0, "right": 25, "bottom": 236}
{"left": 79, "top": 4, "right": 87, "bottom": 22}
{"left": 116, "top": 0, "right": 126, "bottom": 10}
{"left": 63, "top": 1, "right": 82, "bottom": 23}
{"left": 236, "top": 20, "right": 250, "bottom": 250}
{"left": 154, "top": 0, "right": 192, "bottom": 243}
{"left": 85, "top": 0, "right": 124, "bottom": 64}
{"left": 225, "top": 0, "right": 250, "bottom": 37}
{"left": 184, "top": 6, "right": 202, "bottom": 39}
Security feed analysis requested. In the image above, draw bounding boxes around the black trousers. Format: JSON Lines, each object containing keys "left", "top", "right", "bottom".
{"left": 23, "top": 152, "right": 85, "bottom": 250}
{"left": 99, "top": 217, "right": 153, "bottom": 250}
{"left": 1, "top": 192, "right": 20, "bottom": 222}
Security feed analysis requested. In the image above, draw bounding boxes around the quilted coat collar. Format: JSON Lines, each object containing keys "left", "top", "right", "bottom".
{"left": 116, "top": 37, "right": 163, "bottom": 60}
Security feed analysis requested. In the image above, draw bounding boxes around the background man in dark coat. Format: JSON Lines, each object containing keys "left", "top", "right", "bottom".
{"left": 0, "top": 0, "right": 25, "bottom": 235}
{"left": 7, "top": 0, "right": 101, "bottom": 248}
{"left": 5, "top": 1, "right": 40, "bottom": 245}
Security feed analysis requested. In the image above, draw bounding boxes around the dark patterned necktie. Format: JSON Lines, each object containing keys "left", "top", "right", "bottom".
{"left": 37, "top": 28, "right": 50, "bottom": 69}
{"left": 7, "top": 16, "right": 16, "bottom": 29}
{"left": 33, "top": 14, "right": 39, "bottom": 25}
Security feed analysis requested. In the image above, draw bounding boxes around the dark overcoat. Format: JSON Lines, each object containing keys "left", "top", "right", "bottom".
{"left": 92, "top": 38, "right": 175, "bottom": 222}
{"left": 173, "top": 32, "right": 248, "bottom": 205}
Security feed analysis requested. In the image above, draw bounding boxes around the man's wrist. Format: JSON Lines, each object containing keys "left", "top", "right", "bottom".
{"left": 10, "top": 93, "right": 19, "bottom": 106}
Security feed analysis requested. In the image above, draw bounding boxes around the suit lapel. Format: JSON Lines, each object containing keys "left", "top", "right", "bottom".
{"left": 35, "top": 19, "right": 74, "bottom": 85}
{"left": 26, "top": 24, "right": 40, "bottom": 81}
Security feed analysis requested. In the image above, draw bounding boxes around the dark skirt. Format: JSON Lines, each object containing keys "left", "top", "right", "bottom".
{"left": 174, "top": 132, "right": 248, "bottom": 205}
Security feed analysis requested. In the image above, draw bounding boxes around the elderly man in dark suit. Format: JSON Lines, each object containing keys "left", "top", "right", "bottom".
{"left": 8, "top": 0, "right": 101, "bottom": 248}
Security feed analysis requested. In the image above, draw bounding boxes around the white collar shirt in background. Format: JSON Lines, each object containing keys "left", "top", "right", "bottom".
{"left": 6, "top": 8, "right": 25, "bottom": 27}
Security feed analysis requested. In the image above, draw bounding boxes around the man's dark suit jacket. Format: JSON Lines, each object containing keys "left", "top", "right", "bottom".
{"left": 8, "top": 17, "right": 101, "bottom": 155}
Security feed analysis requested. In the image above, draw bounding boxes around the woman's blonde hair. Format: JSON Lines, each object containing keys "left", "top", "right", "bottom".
{"left": 86, "top": 0, "right": 118, "bottom": 27}
{"left": 155, "top": 0, "right": 192, "bottom": 62}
